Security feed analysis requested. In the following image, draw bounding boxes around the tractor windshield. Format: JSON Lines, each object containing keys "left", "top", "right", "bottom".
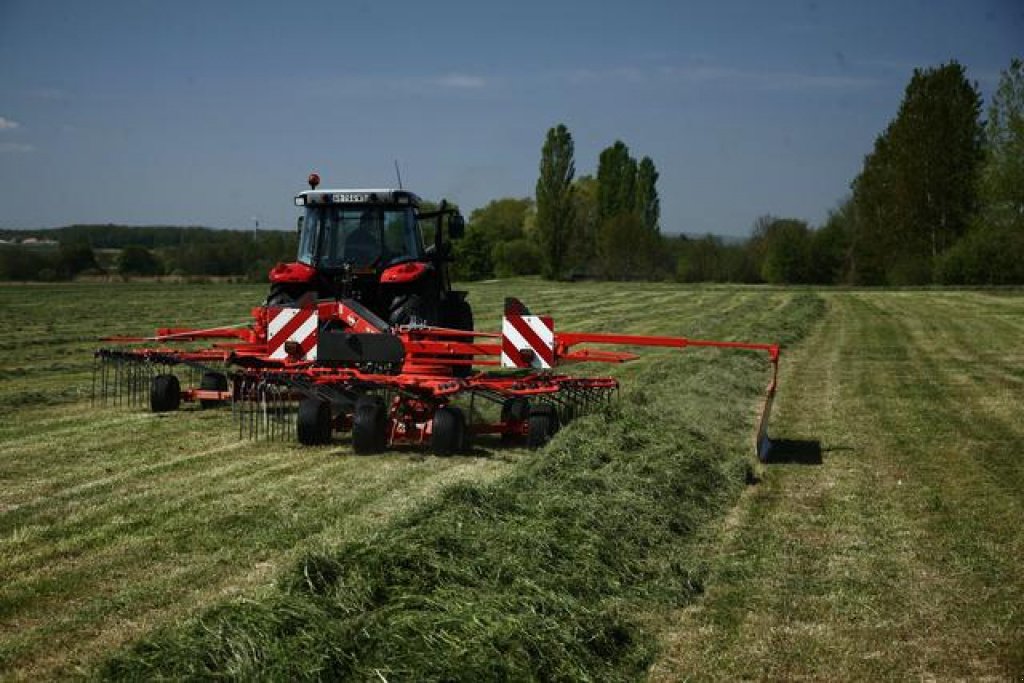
{"left": 299, "top": 205, "right": 425, "bottom": 269}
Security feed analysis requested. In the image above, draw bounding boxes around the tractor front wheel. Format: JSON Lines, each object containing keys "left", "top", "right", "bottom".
{"left": 431, "top": 405, "right": 466, "bottom": 455}
{"left": 150, "top": 374, "right": 181, "bottom": 413}
{"left": 352, "top": 396, "right": 388, "bottom": 454}
{"left": 297, "top": 397, "right": 332, "bottom": 445}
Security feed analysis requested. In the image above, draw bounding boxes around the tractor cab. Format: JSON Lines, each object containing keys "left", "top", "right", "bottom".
{"left": 267, "top": 175, "right": 470, "bottom": 331}
{"left": 295, "top": 190, "right": 426, "bottom": 271}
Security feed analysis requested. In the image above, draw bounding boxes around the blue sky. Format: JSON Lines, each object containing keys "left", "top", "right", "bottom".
{"left": 0, "top": 1, "right": 1021, "bottom": 237}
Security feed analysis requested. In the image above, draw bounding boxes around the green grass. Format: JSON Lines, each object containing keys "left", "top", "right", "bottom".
{"left": 652, "top": 290, "right": 1024, "bottom": 681}
{"left": 13, "top": 282, "right": 1019, "bottom": 680}
{"left": 0, "top": 280, "right": 818, "bottom": 680}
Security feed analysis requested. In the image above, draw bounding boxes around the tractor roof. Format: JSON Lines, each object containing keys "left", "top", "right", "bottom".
{"left": 294, "top": 189, "right": 422, "bottom": 208}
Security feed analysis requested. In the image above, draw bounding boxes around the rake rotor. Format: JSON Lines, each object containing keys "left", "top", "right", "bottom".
{"left": 94, "top": 296, "right": 779, "bottom": 459}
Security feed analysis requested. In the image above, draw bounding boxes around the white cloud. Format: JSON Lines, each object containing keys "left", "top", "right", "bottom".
{"left": 562, "top": 63, "right": 878, "bottom": 91}
{"left": 29, "top": 87, "right": 69, "bottom": 101}
{"left": 0, "top": 142, "right": 34, "bottom": 153}
{"left": 434, "top": 74, "right": 487, "bottom": 89}
{"left": 0, "top": 117, "right": 20, "bottom": 131}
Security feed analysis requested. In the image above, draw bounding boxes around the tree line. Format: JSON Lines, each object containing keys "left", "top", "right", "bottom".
{"left": 3, "top": 58, "right": 1020, "bottom": 286}
{"left": 457, "top": 57, "right": 1023, "bottom": 285}
{"left": 0, "top": 225, "right": 295, "bottom": 281}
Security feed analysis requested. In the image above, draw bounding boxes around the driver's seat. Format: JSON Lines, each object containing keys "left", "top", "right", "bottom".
{"left": 345, "top": 213, "right": 379, "bottom": 264}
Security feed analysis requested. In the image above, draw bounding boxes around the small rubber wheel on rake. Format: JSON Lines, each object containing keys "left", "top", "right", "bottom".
{"left": 431, "top": 405, "right": 467, "bottom": 455}
{"left": 151, "top": 374, "right": 181, "bottom": 413}
{"left": 500, "top": 397, "right": 530, "bottom": 443}
{"left": 352, "top": 396, "right": 388, "bottom": 454}
{"left": 199, "top": 371, "right": 229, "bottom": 409}
{"left": 527, "top": 403, "right": 560, "bottom": 449}
{"left": 297, "top": 397, "right": 332, "bottom": 446}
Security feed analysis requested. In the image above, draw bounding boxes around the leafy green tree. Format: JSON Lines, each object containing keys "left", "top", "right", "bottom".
{"left": 980, "top": 57, "right": 1024, "bottom": 228}
{"left": 635, "top": 156, "right": 660, "bottom": 233}
{"left": 807, "top": 199, "right": 854, "bottom": 284}
{"left": 936, "top": 222, "right": 1024, "bottom": 284}
{"left": 535, "top": 124, "right": 576, "bottom": 279}
{"left": 57, "top": 240, "right": 100, "bottom": 279}
{"left": 596, "top": 141, "right": 637, "bottom": 222}
{"left": 117, "top": 246, "right": 163, "bottom": 277}
{"left": 758, "top": 218, "right": 812, "bottom": 284}
{"left": 568, "top": 175, "right": 599, "bottom": 276}
{"left": 596, "top": 142, "right": 668, "bottom": 279}
{"left": 596, "top": 213, "right": 661, "bottom": 280}
{"left": 0, "top": 246, "right": 54, "bottom": 281}
{"left": 470, "top": 198, "right": 533, "bottom": 243}
{"left": 675, "top": 235, "right": 718, "bottom": 282}
{"left": 492, "top": 239, "right": 542, "bottom": 277}
{"left": 451, "top": 226, "right": 494, "bottom": 281}
{"left": 850, "top": 61, "right": 984, "bottom": 284}
{"left": 451, "top": 197, "right": 534, "bottom": 281}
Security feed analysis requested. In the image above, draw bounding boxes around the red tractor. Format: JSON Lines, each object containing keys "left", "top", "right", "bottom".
{"left": 94, "top": 174, "right": 781, "bottom": 460}
{"left": 266, "top": 173, "right": 472, "bottom": 333}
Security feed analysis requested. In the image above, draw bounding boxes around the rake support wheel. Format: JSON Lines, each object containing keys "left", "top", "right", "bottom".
{"left": 199, "top": 371, "right": 229, "bottom": 409}
{"left": 352, "top": 396, "right": 388, "bottom": 454}
{"left": 527, "top": 403, "right": 559, "bottom": 449}
{"left": 500, "top": 397, "right": 530, "bottom": 443}
{"left": 431, "top": 405, "right": 466, "bottom": 455}
{"left": 150, "top": 374, "right": 181, "bottom": 413}
{"left": 297, "top": 397, "right": 332, "bottom": 445}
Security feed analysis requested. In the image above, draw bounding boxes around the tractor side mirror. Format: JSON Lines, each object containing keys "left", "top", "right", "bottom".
{"left": 448, "top": 213, "right": 465, "bottom": 240}
{"left": 296, "top": 215, "right": 304, "bottom": 235}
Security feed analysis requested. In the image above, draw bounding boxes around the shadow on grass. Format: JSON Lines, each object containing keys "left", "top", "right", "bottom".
{"left": 766, "top": 439, "right": 823, "bottom": 465}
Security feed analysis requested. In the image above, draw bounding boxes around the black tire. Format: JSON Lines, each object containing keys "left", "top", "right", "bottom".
{"left": 500, "top": 397, "right": 530, "bottom": 443}
{"left": 389, "top": 293, "right": 439, "bottom": 327}
{"left": 441, "top": 294, "right": 474, "bottom": 331}
{"left": 526, "top": 404, "right": 560, "bottom": 449}
{"left": 352, "top": 396, "right": 388, "bottom": 454}
{"left": 431, "top": 405, "right": 466, "bottom": 455}
{"left": 440, "top": 294, "right": 474, "bottom": 378}
{"left": 150, "top": 374, "right": 181, "bottom": 413}
{"left": 199, "top": 371, "right": 229, "bottom": 409}
{"left": 266, "top": 283, "right": 297, "bottom": 306}
{"left": 297, "top": 397, "right": 332, "bottom": 445}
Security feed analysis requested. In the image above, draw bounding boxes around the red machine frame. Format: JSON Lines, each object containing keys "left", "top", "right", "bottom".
{"left": 96, "top": 297, "right": 780, "bottom": 460}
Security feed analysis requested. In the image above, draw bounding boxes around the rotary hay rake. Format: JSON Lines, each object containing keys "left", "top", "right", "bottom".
{"left": 94, "top": 296, "right": 780, "bottom": 460}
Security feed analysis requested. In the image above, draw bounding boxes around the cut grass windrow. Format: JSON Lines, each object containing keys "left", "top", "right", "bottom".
{"left": 96, "top": 289, "right": 824, "bottom": 681}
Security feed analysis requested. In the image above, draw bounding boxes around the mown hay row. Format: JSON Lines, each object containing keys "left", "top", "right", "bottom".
{"left": 98, "top": 291, "right": 824, "bottom": 681}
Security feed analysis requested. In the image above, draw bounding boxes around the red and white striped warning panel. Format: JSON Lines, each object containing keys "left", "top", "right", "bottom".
{"left": 501, "top": 312, "right": 555, "bottom": 369}
{"left": 267, "top": 306, "right": 318, "bottom": 360}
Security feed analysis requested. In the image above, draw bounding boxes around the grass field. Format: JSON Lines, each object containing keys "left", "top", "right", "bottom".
{"left": 653, "top": 290, "right": 1024, "bottom": 680}
{"left": 1, "top": 281, "right": 1021, "bottom": 679}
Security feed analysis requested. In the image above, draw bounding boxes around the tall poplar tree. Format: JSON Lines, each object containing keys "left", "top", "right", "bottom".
{"left": 596, "top": 141, "right": 637, "bottom": 221}
{"left": 635, "top": 156, "right": 660, "bottom": 233}
{"left": 535, "top": 124, "right": 576, "bottom": 280}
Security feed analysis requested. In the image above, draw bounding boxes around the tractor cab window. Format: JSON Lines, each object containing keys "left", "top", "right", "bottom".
{"left": 300, "top": 205, "right": 424, "bottom": 269}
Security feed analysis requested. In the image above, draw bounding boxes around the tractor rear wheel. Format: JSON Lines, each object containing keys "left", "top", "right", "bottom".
{"left": 297, "top": 397, "right": 332, "bottom": 445}
{"left": 352, "top": 396, "right": 388, "bottom": 454}
{"left": 440, "top": 294, "right": 474, "bottom": 378}
{"left": 431, "top": 405, "right": 466, "bottom": 455}
{"left": 266, "top": 283, "right": 298, "bottom": 306}
{"left": 199, "top": 371, "right": 229, "bottom": 409}
{"left": 390, "top": 293, "right": 439, "bottom": 327}
{"left": 526, "top": 404, "right": 559, "bottom": 449}
{"left": 150, "top": 374, "right": 181, "bottom": 413}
